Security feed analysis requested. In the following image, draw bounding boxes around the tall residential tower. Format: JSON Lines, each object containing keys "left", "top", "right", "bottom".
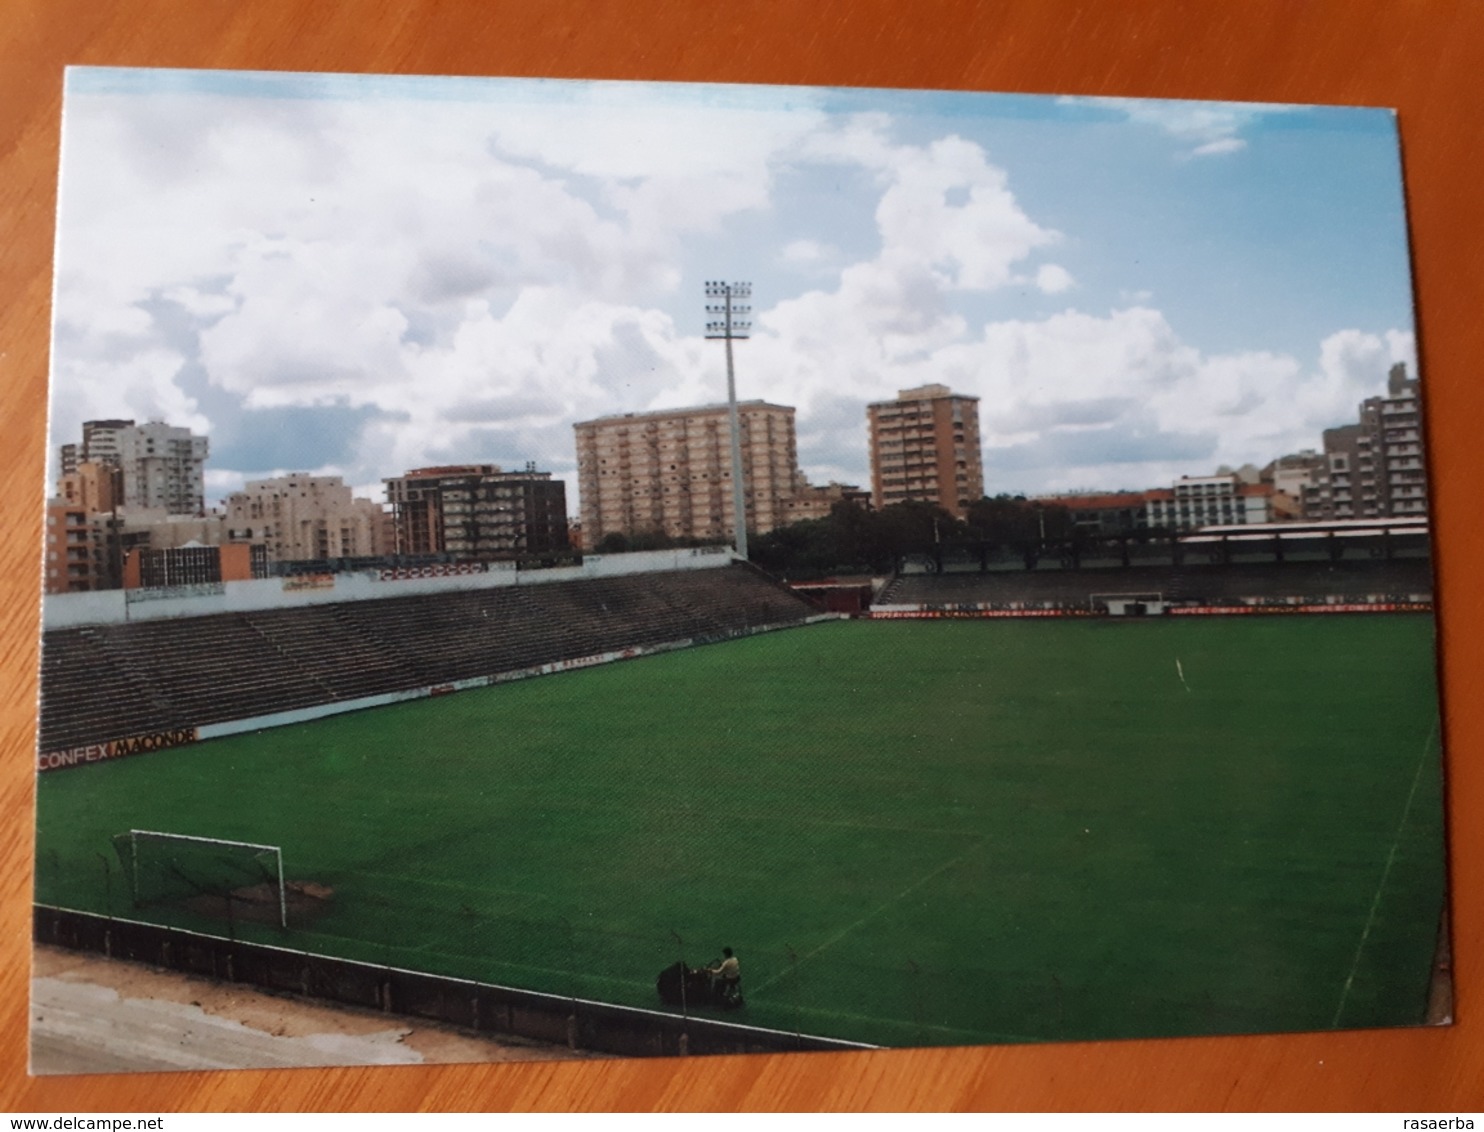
{"left": 1309, "top": 363, "right": 1427, "bottom": 520}
{"left": 867, "top": 384, "right": 983, "bottom": 518}
{"left": 574, "top": 401, "right": 807, "bottom": 546}
{"left": 59, "top": 419, "right": 209, "bottom": 516}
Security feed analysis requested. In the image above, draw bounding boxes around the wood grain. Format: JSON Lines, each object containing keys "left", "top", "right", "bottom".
{"left": 1, "top": 0, "right": 1479, "bottom": 1111}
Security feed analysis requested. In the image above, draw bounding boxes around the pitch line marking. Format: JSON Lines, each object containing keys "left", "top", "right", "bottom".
{"left": 1330, "top": 716, "right": 1439, "bottom": 1029}
{"left": 750, "top": 843, "right": 983, "bottom": 995}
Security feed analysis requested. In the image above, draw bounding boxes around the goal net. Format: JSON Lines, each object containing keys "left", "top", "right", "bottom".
{"left": 1088, "top": 592, "right": 1166, "bottom": 616}
{"left": 112, "top": 830, "right": 287, "bottom": 928}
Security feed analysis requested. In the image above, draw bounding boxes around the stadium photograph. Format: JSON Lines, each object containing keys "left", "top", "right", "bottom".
{"left": 33, "top": 68, "right": 1447, "bottom": 1070}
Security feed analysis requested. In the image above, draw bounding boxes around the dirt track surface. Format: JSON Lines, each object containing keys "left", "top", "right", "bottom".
{"left": 30, "top": 946, "right": 602, "bottom": 1075}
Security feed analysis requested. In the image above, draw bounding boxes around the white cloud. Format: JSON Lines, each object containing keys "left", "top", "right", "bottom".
{"left": 815, "top": 307, "right": 1411, "bottom": 494}
{"left": 1385, "top": 329, "right": 1419, "bottom": 376}
{"left": 1036, "top": 264, "right": 1075, "bottom": 294}
{"left": 47, "top": 82, "right": 1063, "bottom": 494}
{"left": 781, "top": 238, "right": 837, "bottom": 267}
{"left": 50, "top": 346, "right": 206, "bottom": 443}
{"left": 1065, "top": 96, "right": 1298, "bottom": 157}
{"left": 876, "top": 135, "right": 1059, "bottom": 290}
{"left": 54, "top": 85, "right": 792, "bottom": 493}
{"left": 1191, "top": 138, "right": 1247, "bottom": 157}
{"left": 1295, "top": 327, "right": 1417, "bottom": 429}
{"left": 49, "top": 77, "right": 1414, "bottom": 510}
{"left": 741, "top": 123, "right": 1062, "bottom": 429}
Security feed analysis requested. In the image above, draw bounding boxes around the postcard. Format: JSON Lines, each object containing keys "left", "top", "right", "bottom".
{"left": 33, "top": 67, "right": 1446, "bottom": 1072}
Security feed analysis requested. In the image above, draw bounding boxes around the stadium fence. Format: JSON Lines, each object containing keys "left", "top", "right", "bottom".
{"left": 34, "top": 905, "right": 877, "bottom": 1058}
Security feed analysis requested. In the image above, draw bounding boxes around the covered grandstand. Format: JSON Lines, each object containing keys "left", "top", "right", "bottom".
{"left": 875, "top": 558, "right": 1433, "bottom": 615}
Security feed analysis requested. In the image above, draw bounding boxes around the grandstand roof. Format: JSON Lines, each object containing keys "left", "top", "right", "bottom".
{"left": 1185, "top": 517, "right": 1429, "bottom": 540}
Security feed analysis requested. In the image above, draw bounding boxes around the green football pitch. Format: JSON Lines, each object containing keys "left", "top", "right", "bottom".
{"left": 35, "top": 615, "right": 1446, "bottom": 1049}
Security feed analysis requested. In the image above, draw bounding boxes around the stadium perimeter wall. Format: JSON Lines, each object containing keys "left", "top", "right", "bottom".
{"left": 869, "top": 600, "right": 1433, "bottom": 619}
{"left": 34, "top": 905, "right": 873, "bottom": 1059}
{"left": 41, "top": 546, "right": 736, "bottom": 630}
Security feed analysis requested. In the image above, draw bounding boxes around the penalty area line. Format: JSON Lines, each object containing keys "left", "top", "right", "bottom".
{"left": 750, "top": 843, "right": 982, "bottom": 995}
{"left": 1330, "top": 716, "right": 1438, "bottom": 1029}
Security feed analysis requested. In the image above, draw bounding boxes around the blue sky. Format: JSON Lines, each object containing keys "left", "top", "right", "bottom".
{"left": 51, "top": 68, "right": 1417, "bottom": 508}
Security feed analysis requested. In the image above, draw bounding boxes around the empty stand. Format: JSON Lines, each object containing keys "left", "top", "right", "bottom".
{"left": 38, "top": 566, "right": 820, "bottom": 753}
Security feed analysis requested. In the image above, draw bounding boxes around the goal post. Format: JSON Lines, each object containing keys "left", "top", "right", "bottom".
{"left": 1089, "top": 592, "right": 1166, "bottom": 616}
{"left": 112, "top": 829, "right": 287, "bottom": 928}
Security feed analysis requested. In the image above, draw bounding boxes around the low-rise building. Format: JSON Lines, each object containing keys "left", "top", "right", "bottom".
{"left": 1144, "top": 475, "right": 1279, "bottom": 531}
{"left": 57, "top": 461, "right": 121, "bottom": 515}
{"left": 123, "top": 542, "right": 268, "bottom": 589}
{"left": 1263, "top": 450, "right": 1325, "bottom": 516}
{"left": 779, "top": 481, "right": 870, "bottom": 525}
{"left": 1027, "top": 491, "right": 1153, "bottom": 535}
{"left": 119, "top": 509, "right": 228, "bottom": 550}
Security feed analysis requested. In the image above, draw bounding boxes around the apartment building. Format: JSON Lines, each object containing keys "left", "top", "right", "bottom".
{"left": 867, "top": 384, "right": 983, "bottom": 519}
{"left": 59, "top": 419, "right": 209, "bottom": 516}
{"left": 59, "top": 418, "right": 133, "bottom": 476}
{"left": 1309, "top": 363, "right": 1427, "bottom": 520}
{"left": 226, "top": 474, "right": 390, "bottom": 564}
{"left": 574, "top": 401, "right": 806, "bottom": 544}
{"left": 383, "top": 465, "right": 569, "bottom": 561}
{"left": 42, "top": 501, "right": 114, "bottom": 594}
{"left": 1144, "top": 475, "right": 1280, "bottom": 531}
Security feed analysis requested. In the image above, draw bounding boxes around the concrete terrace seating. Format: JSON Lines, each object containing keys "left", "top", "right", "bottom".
{"left": 39, "top": 628, "right": 176, "bottom": 747}
{"left": 38, "top": 565, "right": 820, "bottom": 753}
{"left": 879, "top": 559, "right": 1434, "bottom": 609}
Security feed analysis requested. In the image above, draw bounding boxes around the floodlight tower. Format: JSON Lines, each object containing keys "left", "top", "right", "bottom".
{"left": 705, "top": 280, "right": 752, "bottom": 560}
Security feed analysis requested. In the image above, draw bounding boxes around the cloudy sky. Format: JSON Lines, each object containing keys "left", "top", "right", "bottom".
{"left": 50, "top": 68, "right": 1418, "bottom": 509}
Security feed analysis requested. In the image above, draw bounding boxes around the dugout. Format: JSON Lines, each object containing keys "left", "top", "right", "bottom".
{"left": 787, "top": 578, "right": 875, "bottom": 615}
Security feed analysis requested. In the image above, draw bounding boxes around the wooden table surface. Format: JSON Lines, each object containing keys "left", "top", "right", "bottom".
{"left": 2, "top": 0, "right": 1480, "bottom": 1112}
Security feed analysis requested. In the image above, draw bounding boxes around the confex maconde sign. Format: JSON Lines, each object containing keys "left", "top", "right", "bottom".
{"left": 39, "top": 728, "right": 200, "bottom": 773}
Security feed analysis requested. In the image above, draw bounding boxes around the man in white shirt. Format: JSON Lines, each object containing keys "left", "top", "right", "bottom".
{"left": 707, "top": 947, "right": 741, "bottom": 1005}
